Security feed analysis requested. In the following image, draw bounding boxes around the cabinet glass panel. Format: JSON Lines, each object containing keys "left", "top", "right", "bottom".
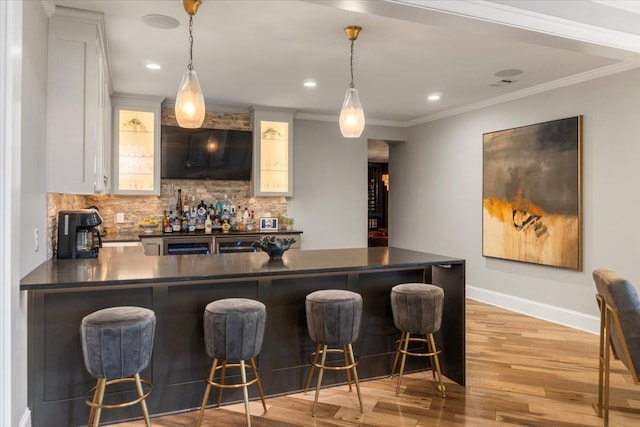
{"left": 259, "top": 120, "right": 289, "bottom": 193}
{"left": 117, "top": 110, "right": 155, "bottom": 191}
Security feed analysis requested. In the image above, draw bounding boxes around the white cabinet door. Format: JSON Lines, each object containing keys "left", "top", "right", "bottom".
{"left": 111, "top": 94, "right": 164, "bottom": 195}
{"left": 250, "top": 107, "right": 295, "bottom": 197}
{"left": 46, "top": 7, "right": 110, "bottom": 194}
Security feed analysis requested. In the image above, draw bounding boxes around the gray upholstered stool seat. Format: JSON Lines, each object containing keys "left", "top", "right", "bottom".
{"left": 81, "top": 306, "right": 156, "bottom": 426}
{"left": 390, "top": 283, "right": 446, "bottom": 397}
{"left": 304, "top": 289, "right": 364, "bottom": 416}
{"left": 198, "top": 298, "right": 267, "bottom": 427}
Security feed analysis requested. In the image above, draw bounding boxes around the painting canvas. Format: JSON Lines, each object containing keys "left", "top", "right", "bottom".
{"left": 482, "top": 116, "right": 582, "bottom": 270}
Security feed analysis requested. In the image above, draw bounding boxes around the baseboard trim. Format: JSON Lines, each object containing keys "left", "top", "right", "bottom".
{"left": 467, "top": 285, "right": 599, "bottom": 334}
{"left": 19, "top": 407, "right": 30, "bottom": 427}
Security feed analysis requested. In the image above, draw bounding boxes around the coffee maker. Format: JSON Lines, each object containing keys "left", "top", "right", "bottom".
{"left": 56, "top": 209, "right": 103, "bottom": 259}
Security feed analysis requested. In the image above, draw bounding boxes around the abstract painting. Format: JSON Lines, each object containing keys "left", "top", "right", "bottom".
{"left": 482, "top": 116, "right": 582, "bottom": 270}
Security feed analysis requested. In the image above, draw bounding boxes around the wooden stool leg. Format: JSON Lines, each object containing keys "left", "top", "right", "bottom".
{"left": 347, "top": 344, "right": 364, "bottom": 413}
{"left": 134, "top": 373, "right": 152, "bottom": 426}
{"left": 239, "top": 360, "right": 252, "bottom": 427}
{"left": 427, "top": 334, "right": 446, "bottom": 397}
{"left": 87, "top": 377, "right": 106, "bottom": 427}
{"left": 312, "top": 345, "right": 328, "bottom": 417}
{"left": 304, "top": 343, "right": 322, "bottom": 394}
{"left": 249, "top": 357, "right": 268, "bottom": 414}
{"left": 197, "top": 358, "right": 218, "bottom": 427}
{"left": 395, "top": 332, "right": 410, "bottom": 396}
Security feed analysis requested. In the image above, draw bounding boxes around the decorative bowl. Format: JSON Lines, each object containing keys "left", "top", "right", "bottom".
{"left": 253, "top": 236, "right": 296, "bottom": 261}
{"left": 139, "top": 221, "right": 159, "bottom": 234}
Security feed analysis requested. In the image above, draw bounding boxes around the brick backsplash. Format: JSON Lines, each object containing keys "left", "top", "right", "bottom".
{"left": 46, "top": 107, "right": 287, "bottom": 256}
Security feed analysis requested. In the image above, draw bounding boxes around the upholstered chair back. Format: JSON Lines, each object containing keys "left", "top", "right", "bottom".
{"left": 593, "top": 268, "right": 640, "bottom": 377}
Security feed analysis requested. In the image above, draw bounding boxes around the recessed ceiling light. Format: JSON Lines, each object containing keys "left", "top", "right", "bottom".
{"left": 141, "top": 14, "right": 180, "bottom": 30}
{"left": 303, "top": 80, "right": 317, "bottom": 88}
{"left": 146, "top": 63, "right": 161, "bottom": 70}
{"left": 427, "top": 93, "right": 441, "bottom": 101}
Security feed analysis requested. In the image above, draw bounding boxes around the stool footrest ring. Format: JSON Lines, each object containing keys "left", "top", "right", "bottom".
{"left": 204, "top": 362, "right": 260, "bottom": 390}
{"left": 309, "top": 348, "right": 359, "bottom": 371}
{"left": 394, "top": 337, "right": 441, "bottom": 358}
{"left": 85, "top": 377, "right": 152, "bottom": 410}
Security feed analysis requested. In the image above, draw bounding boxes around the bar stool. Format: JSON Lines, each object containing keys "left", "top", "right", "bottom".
{"left": 198, "top": 298, "right": 267, "bottom": 427}
{"left": 304, "top": 289, "right": 364, "bottom": 417}
{"left": 80, "top": 306, "right": 156, "bottom": 427}
{"left": 390, "top": 283, "right": 446, "bottom": 397}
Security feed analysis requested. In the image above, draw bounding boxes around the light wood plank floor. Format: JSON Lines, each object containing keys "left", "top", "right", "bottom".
{"left": 114, "top": 299, "right": 640, "bottom": 426}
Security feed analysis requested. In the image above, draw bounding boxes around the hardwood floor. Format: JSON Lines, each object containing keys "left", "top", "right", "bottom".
{"left": 114, "top": 299, "right": 640, "bottom": 426}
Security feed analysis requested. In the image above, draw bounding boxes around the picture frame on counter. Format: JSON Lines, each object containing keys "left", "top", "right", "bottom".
{"left": 260, "top": 217, "right": 278, "bottom": 231}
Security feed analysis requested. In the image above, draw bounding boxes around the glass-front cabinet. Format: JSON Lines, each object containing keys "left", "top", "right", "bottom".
{"left": 112, "top": 94, "right": 164, "bottom": 195}
{"left": 251, "top": 107, "right": 294, "bottom": 197}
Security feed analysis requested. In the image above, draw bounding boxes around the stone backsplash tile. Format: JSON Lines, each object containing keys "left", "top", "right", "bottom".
{"left": 50, "top": 179, "right": 286, "bottom": 234}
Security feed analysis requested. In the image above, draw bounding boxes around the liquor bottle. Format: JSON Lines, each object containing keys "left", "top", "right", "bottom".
{"left": 222, "top": 194, "right": 230, "bottom": 214}
{"left": 181, "top": 211, "right": 188, "bottom": 232}
{"left": 196, "top": 200, "right": 207, "bottom": 230}
{"left": 182, "top": 193, "right": 190, "bottom": 214}
{"left": 176, "top": 189, "right": 182, "bottom": 214}
{"left": 164, "top": 211, "right": 172, "bottom": 233}
{"left": 204, "top": 215, "right": 212, "bottom": 234}
{"left": 243, "top": 207, "right": 250, "bottom": 224}
{"left": 168, "top": 186, "right": 176, "bottom": 213}
{"left": 172, "top": 212, "right": 181, "bottom": 232}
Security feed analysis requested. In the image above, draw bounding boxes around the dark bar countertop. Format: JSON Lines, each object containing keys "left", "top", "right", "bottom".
{"left": 20, "top": 246, "right": 463, "bottom": 291}
{"left": 103, "top": 229, "right": 304, "bottom": 243}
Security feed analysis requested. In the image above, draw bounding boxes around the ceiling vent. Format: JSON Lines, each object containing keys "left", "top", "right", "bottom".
{"left": 489, "top": 79, "right": 518, "bottom": 87}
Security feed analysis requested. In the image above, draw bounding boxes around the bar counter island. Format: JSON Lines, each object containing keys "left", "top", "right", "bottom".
{"left": 20, "top": 246, "right": 466, "bottom": 426}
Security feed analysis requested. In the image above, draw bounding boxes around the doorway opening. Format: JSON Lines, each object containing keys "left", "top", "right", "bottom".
{"left": 367, "top": 140, "right": 389, "bottom": 247}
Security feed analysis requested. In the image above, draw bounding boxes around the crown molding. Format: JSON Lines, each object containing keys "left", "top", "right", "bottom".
{"left": 390, "top": 0, "right": 640, "bottom": 55}
{"left": 406, "top": 60, "right": 640, "bottom": 127}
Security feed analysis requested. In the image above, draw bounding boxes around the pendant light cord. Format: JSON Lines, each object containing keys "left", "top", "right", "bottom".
{"left": 349, "top": 39, "right": 355, "bottom": 89}
{"left": 188, "top": 15, "right": 194, "bottom": 71}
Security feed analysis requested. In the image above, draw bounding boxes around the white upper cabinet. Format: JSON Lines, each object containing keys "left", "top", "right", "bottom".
{"left": 111, "top": 94, "right": 164, "bottom": 195}
{"left": 46, "top": 6, "right": 112, "bottom": 194}
{"left": 251, "top": 107, "right": 294, "bottom": 197}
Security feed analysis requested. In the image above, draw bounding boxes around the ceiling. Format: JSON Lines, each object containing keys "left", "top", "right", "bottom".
{"left": 49, "top": 0, "right": 640, "bottom": 127}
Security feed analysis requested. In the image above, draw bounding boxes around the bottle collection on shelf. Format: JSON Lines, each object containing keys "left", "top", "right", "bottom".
{"left": 162, "top": 188, "right": 256, "bottom": 234}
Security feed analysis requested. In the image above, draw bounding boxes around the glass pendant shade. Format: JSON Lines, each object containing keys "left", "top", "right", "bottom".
{"left": 175, "top": 69, "right": 205, "bottom": 128}
{"left": 339, "top": 87, "right": 365, "bottom": 138}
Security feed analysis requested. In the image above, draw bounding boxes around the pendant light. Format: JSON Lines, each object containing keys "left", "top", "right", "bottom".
{"left": 339, "top": 25, "right": 365, "bottom": 138}
{"left": 175, "top": 0, "right": 205, "bottom": 128}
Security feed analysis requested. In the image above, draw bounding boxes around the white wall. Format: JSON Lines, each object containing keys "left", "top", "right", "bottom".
{"left": 0, "top": 2, "right": 22, "bottom": 426}
{"left": 21, "top": 0, "right": 49, "bottom": 275}
{"left": 288, "top": 119, "right": 406, "bottom": 249}
{"left": 392, "top": 67, "right": 640, "bottom": 332}
{"left": 11, "top": 2, "right": 49, "bottom": 426}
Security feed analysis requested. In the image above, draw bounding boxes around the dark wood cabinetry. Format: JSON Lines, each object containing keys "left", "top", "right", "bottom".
{"left": 22, "top": 247, "right": 466, "bottom": 426}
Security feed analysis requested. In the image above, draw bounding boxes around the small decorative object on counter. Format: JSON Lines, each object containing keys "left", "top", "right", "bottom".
{"left": 253, "top": 236, "right": 296, "bottom": 261}
{"left": 139, "top": 218, "right": 159, "bottom": 234}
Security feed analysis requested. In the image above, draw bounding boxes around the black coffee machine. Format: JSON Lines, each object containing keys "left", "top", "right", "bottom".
{"left": 57, "top": 209, "right": 103, "bottom": 259}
